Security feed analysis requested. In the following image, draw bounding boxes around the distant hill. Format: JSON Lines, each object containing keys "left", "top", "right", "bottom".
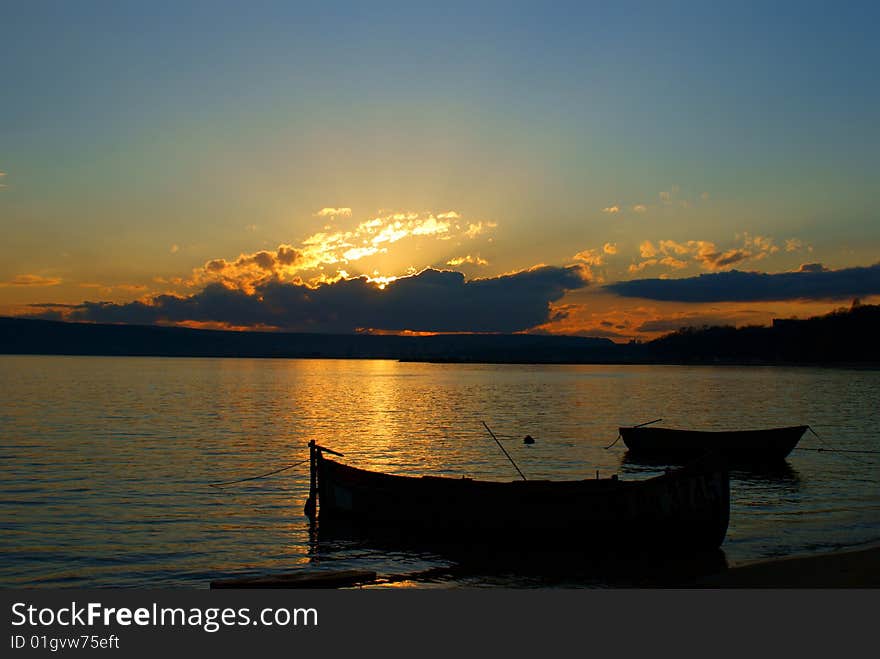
{"left": 2, "top": 303, "right": 878, "bottom": 365}
{"left": 645, "top": 302, "right": 880, "bottom": 364}
{"left": 0, "top": 316, "right": 625, "bottom": 364}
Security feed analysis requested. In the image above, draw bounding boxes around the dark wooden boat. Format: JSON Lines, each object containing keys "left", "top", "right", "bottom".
{"left": 620, "top": 425, "right": 808, "bottom": 463}
{"left": 304, "top": 441, "right": 730, "bottom": 552}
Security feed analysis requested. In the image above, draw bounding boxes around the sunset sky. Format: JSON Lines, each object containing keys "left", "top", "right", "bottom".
{"left": 2, "top": 1, "right": 878, "bottom": 340}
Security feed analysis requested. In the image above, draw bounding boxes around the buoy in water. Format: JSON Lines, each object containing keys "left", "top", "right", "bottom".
{"left": 523, "top": 435, "right": 535, "bottom": 445}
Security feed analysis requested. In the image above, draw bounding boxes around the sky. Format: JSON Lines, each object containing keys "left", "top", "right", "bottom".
{"left": 1, "top": 0, "right": 878, "bottom": 340}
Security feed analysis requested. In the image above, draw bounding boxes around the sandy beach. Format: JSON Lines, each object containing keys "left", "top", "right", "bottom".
{"left": 699, "top": 544, "right": 880, "bottom": 588}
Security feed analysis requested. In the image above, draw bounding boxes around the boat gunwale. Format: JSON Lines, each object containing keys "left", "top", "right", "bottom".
{"left": 619, "top": 425, "right": 809, "bottom": 435}
{"left": 316, "top": 452, "right": 726, "bottom": 494}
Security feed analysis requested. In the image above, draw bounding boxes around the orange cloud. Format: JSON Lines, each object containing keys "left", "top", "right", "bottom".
{"left": 658, "top": 240, "right": 690, "bottom": 256}
{"left": 464, "top": 221, "right": 497, "bottom": 239}
{"left": 785, "top": 237, "right": 810, "bottom": 252}
{"left": 188, "top": 209, "right": 495, "bottom": 292}
{"left": 630, "top": 234, "right": 789, "bottom": 273}
{"left": 573, "top": 248, "right": 605, "bottom": 266}
{"left": 315, "top": 207, "right": 352, "bottom": 218}
{"left": 629, "top": 259, "right": 656, "bottom": 274}
{"left": 659, "top": 256, "right": 688, "bottom": 270}
{"left": 742, "top": 233, "right": 779, "bottom": 261}
{"left": 446, "top": 255, "right": 489, "bottom": 266}
{"left": 190, "top": 245, "right": 304, "bottom": 293}
{"left": 530, "top": 295, "right": 659, "bottom": 340}
{"left": 530, "top": 288, "right": 862, "bottom": 343}
{"left": 78, "top": 282, "right": 148, "bottom": 294}
{"left": 0, "top": 274, "right": 62, "bottom": 287}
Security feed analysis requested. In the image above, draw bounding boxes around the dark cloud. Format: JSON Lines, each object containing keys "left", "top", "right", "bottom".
{"left": 798, "top": 262, "right": 829, "bottom": 273}
{"left": 704, "top": 249, "right": 750, "bottom": 269}
{"left": 56, "top": 266, "right": 588, "bottom": 333}
{"left": 606, "top": 264, "right": 880, "bottom": 303}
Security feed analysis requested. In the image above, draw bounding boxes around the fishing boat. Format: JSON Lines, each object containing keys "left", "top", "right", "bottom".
{"left": 619, "top": 425, "right": 808, "bottom": 463}
{"left": 304, "top": 441, "right": 730, "bottom": 552}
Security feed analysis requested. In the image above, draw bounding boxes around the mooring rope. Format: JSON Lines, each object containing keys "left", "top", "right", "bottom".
{"left": 794, "top": 447, "right": 880, "bottom": 455}
{"left": 605, "top": 418, "right": 662, "bottom": 449}
{"left": 209, "top": 458, "right": 310, "bottom": 488}
{"left": 604, "top": 434, "right": 622, "bottom": 450}
{"left": 794, "top": 426, "right": 878, "bottom": 465}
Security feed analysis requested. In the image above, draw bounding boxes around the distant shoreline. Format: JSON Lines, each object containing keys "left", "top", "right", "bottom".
{"left": 3, "top": 306, "right": 880, "bottom": 367}
{"left": 3, "top": 351, "right": 880, "bottom": 370}
{"left": 400, "top": 357, "right": 880, "bottom": 369}
{"left": 3, "top": 350, "right": 880, "bottom": 370}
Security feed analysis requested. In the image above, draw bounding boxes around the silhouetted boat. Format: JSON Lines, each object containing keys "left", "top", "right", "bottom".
{"left": 620, "top": 425, "right": 808, "bottom": 463}
{"left": 304, "top": 441, "right": 730, "bottom": 552}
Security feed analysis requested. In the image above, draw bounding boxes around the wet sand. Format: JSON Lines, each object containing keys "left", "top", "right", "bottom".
{"left": 698, "top": 544, "right": 880, "bottom": 588}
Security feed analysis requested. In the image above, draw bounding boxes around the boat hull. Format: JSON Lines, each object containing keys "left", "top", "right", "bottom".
{"left": 314, "top": 454, "right": 729, "bottom": 552}
{"left": 620, "top": 425, "right": 808, "bottom": 463}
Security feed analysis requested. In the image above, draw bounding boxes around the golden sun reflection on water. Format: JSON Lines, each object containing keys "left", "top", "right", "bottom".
{"left": 2, "top": 356, "right": 879, "bottom": 587}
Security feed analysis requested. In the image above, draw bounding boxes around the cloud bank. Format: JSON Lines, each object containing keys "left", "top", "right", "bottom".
{"left": 606, "top": 264, "right": 880, "bottom": 302}
{"left": 50, "top": 266, "right": 588, "bottom": 333}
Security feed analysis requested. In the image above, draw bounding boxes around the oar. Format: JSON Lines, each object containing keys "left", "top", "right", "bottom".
{"left": 482, "top": 421, "right": 527, "bottom": 481}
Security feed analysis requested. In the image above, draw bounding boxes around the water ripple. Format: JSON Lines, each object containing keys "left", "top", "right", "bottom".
{"left": 1, "top": 356, "right": 878, "bottom": 587}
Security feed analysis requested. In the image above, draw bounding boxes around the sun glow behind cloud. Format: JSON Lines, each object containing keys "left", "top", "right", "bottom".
{"left": 446, "top": 255, "right": 489, "bottom": 266}
{"left": 182, "top": 209, "right": 498, "bottom": 294}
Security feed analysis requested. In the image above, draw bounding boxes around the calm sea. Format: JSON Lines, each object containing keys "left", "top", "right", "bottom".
{"left": 1, "top": 355, "right": 878, "bottom": 588}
